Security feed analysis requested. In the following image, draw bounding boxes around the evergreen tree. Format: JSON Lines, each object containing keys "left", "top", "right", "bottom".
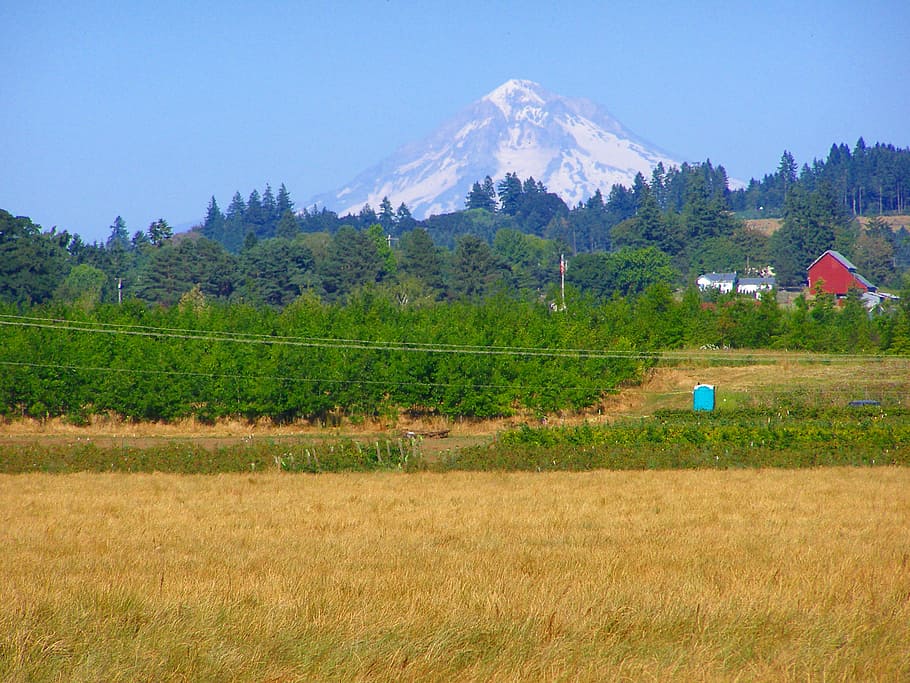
{"left": 637, "top": 183, "right": 668, "bottom": 245}
{"left": 481, "top": 176, "right": 497, "bottom": 210}
{"left": 605, "top": 184, "right": 637, "bottom": 226}
{"left": 223, "top": 192, "right": 247, "bottom": 253}
{"left": 106, "top": 216, "right": 130, "bottom": 250}
{"left": 583, "top": 189, "right": 610, "bottom": 251}
{"left": 777, "top": 150, "right": 798, "bottom": 201}
{"left": 650, "top": 162, "right": 668, "bottom": 210}
{"left": 275, "top": 209, "right": 300, "bottom": 240}
{"left": 769, "top": 185, "right": 841, "bottom": 286}
{"left": 497, "top": 172, "right": 523, "bottom": 215}
{"left": 135, "top": 237, "right": 237, "bottom": 305}
{"left": 399, "top": 227, "right": 446, "bottom": 297}
{"left": 67, "top": 233, "right": 88, "bottom": 261}
{"left": 276, "top": 183, "right": 294, "bottom": 216}
{"left": 886, "top": 273, "right": 910, "bottom": 352}
{"left": 147, "top": 218, "right": 173, "bottom": 246}
{"left": 201, "top": 197, "right": 225, "bottom": 243}
{"left": 358, "top": 204, "right": 378, "bottom": 227}
{"left": 853, "top": 216, "right": 895, "bottom": 286}
{"left": 246, "top": 189, "right": 264, "bottom": 236}
{"left": 492, "top": 228, "right": 559, "bottom": 294}
{"left": 565, "top": 190, "right": 610, "bottom": 253}
{"left": 261, "top": 184, "right": 278, "bottom": 237}
{"left": 0, "top": 210, "right": 70, "bottom": 304}
{"left": 131, "top": 230, "right": 150, "bottom": 250}
{"left": 611, "top": 179, "right": 667, "bottom": 252}
{"left": 239, "top": 238, "right": 314, "bottom": 306}
{"left": 320, "top": 225, "right": 382, "bottom": 299}
{"left": 522, "top": 176, "right": 544, "bottom": 194}
{"left": 451, "top": 234, "right": 503, "bottom": 299}
{"left": 466, "top": 181, "right": 496, "bottom": 211}
{"left": 631, "top": 172, "right": 649, "bottom": 210}
{"left": 512, "top": 184, "right": 568, "bottom": 236}
{"left": 299, "top": 206, "right": 341, "bottom": 234}
{"left": 379, "top": 196, "right": 396, "bottom": 234}
{"left": 395, "top": 203, "right": 417, "bottom": 232}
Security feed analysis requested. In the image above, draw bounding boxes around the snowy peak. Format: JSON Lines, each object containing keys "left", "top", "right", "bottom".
{"left": 311, "top": 80, "right": 684, "bottom": 220}
{"left": 483, "top": 79, "right": 548, "bottom": 119}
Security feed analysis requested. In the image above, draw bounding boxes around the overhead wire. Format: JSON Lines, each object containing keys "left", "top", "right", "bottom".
{"left": 1, "top": 313, "right": 908, "bottom": 400}
{"left": 1, "top": 312, "right": 908, "bottom": 364}
{"left": 0, "top": 313, "right": 642, "bottom": 359}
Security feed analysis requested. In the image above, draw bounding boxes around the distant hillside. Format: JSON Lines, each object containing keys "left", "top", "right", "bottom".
{"left": 743, "top": 218, "right": 782, "bottom": 235}
{"left": 744, "top": 215, "right": 910, "bottom": 237}
{"left": 856, "top": 215, "right": 910, "bottom": 231}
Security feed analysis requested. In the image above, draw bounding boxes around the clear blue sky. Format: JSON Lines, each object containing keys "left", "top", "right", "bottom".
{"left": 2, "top": 0, "right": 908, "bottom": 244}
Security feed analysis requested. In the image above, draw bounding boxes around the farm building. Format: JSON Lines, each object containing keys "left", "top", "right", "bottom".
{"left": 807, "top": 250, "right": 875, "bottom": 297}
{"left": 736, "top": 276, "right": 775, "bottom": 298}
{"left": 696, "top": 272, "right": 737, "bottom": 294}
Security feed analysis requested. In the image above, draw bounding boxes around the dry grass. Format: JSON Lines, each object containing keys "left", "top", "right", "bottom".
{"left": 630, "top": 355, "right": 910, "bottom": 414}
{"left": 856, "top": 215, "right": 910, "bottom": 231}
{"left": 742, "top": 215, "right": 910, "bottom": 236}
{"left": 2, "top": 469, "right": 909, "bottom": 681}
{"left": 743, "top": 218, "right": 783, "bottom": 235}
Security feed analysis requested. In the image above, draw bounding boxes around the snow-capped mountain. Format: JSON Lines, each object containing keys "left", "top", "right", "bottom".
{"left": 312, "top": 79, "right": 684, "bottom": 219}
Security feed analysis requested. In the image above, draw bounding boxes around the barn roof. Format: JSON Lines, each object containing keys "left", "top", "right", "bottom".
{"left": 853, "top": 272, "right": 876, "bottom": 291}
{"left": 808, "top": 250, "right": 857, "bottom": 272}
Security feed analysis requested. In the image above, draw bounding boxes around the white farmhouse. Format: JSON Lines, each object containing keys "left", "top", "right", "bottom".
{"left": 696, "top": 272, "right": 737, "bottom": 294}
{"left": 736, "top": 276, "right": 775, "bottom": 298}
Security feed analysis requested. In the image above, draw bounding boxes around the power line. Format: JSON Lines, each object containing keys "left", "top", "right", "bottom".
{"left": 1, "top": 313, "right": 908, "bottom": 364}
{"left": 0, "top": 314, "right": 633, "bottom": 359}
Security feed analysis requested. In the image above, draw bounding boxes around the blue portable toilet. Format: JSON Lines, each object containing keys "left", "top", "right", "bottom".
{"left": 693, "top": 384, "right": 715, "bottom": 411}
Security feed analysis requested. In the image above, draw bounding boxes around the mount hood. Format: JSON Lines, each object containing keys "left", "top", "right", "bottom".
{"left": 313, "top": 79, "right": 684, "bottom": 219}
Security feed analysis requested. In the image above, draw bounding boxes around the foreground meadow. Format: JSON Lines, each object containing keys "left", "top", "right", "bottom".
{"left": 2, "top": 469, "right": 909, "bottom": 681}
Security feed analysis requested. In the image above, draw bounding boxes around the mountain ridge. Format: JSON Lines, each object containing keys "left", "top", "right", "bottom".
{"left": 311, "top": 79, "right": 684, "bottom": 219}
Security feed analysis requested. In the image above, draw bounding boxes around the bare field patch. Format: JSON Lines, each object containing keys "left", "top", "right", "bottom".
{"left": 857, "top": 214, "right": 910, "bottom": 231}
{"left": 2, "top": 469, "right": 909, "bottom": 681}
{"left": 743, "top": 215, "right": 910, "bottom": 235}
{"left": 632, "top": 355, "right": 910, "bottom": 414}
{"left": 743, "top": 218, "right": 783, "bottom": 235}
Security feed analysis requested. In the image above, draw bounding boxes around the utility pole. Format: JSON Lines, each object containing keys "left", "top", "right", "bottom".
{"left": 560, "top": 254, "right": 566, "bottom": 311}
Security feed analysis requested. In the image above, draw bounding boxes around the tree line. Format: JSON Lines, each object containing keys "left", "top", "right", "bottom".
{"left": 1, "top": 204, "right": 679, "bottom": 308}
{"left": 190, "top": 141, "right": 910, "bottom": 290}
{"left": 731, "top": 139, "right": 910, "bottom": 217}
{"left": 2, "top": 138, "right": 910, "bottom": 313}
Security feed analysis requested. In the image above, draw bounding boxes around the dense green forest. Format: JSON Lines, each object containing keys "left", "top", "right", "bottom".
{"left": 2, "top": 139, "right": 910, "bottom": 422}
{"left": 3, "top": 140, "right": 909, "bottom": 313}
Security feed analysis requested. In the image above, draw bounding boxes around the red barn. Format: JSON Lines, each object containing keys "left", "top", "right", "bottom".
{"left": 807, "top": 250, "right": 875, "bottom": 297}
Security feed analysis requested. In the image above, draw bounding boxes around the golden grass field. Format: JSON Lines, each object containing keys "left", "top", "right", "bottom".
{"left": 2, "top": 468, "right": 909, "bottom": 681}
{"left": 743, "top": 214, "right": 909, "bottom": 236}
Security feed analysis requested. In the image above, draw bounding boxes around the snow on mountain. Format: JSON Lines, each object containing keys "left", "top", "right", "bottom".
{"left": 311, "top": 79, "right": 684, "bottom": 219}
